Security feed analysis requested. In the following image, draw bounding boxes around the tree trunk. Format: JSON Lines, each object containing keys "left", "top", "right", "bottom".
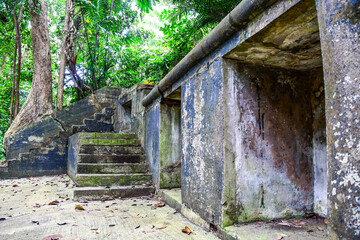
{"left": 0, "top": 53, "right": 7, "bottom": 73}
{"left": 9, "top": 34, "right": 18, "bottom": 125}
{"left": 57, "top": 0, "right": 75, "bottom": 111}
{"left": 5, "top": 0, "right": 53, "bottom": 140}
{"left": 14, "top": 6, "right": 23, "bottom": 117}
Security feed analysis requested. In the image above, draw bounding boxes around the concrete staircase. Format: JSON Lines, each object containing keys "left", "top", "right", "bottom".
{"left": 72, "top": 107, "right": 114, "bottom": 133}
{"left": 0, "top": 87, "right": 122, "bottom": 178}
{"left": 68, "top": 132, "right": 154, "bottom": 200}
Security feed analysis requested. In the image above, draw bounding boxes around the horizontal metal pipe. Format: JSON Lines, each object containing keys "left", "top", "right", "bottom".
{"left": 142, "top": 0, "right": 275, "bottom": 107}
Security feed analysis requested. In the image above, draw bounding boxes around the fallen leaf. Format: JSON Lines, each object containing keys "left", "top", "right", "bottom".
{"left": 156, "top": 226, "right": 167, "bottom": 230}
{"left": 278, "top": 220, "right": 291, "bottom": 227}
{"left": 57, "top": 222, "right": 67, "bottom": 225}
{"left": 48, "top": 201, "right": 60, "bottom": 205}
{"left": 182, "top": 226, "right": 192, "bottom": 235}
{"left": 277, "top": 236, "right": 283, "bottom": 240}
{"left": 75, "top": 205, "right": 85, "bottom": 211}
{"left": 42, "top": 234, "right": 63, "bottom": 240}
{"left": 154, "top": 203, "right": 165, "bottom": 208}
{"left": 143, "top": 229, "right": 156, "bottom": 233}
{"left": 12, "top": 184, "right": 18, "bottom": 187}
{"left": 324, "top": 218, "right": 328, "bottom": 224}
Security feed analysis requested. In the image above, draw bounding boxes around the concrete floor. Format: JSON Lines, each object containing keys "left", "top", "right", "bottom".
{"left": 161, "top": 189, "right": 329, "bottom": 240}
{"left": 0, "top": 175, "right": 218, "bottom": 240}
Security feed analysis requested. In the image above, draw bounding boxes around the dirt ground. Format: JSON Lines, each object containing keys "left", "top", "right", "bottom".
{"left": 0, "top": 175, "right": 218, "bottom": 240}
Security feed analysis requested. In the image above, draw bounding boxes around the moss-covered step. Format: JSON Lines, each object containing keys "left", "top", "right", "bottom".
{"left": 78, "top": 154, "right": 145, "bottom": 163}
{"left": 73, "top": 185, "right": 155, "bottom": 201}
{"left": 77, "top": 132, "right": 138, "bottom": 140}
{"left": 75, "top": 173, "right": 152, "bottom": 187}
{"left": 79, "top": 145, "right": 144, "bottom": 155}
{"left": 77, "top": 163, "right": 149, "bottom": 174}
{"left": 79, "top": 139, "right": 140, "bottom": 146}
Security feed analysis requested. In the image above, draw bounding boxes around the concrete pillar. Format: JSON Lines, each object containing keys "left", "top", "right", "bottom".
{"left": 316, "top": 0, "right": 360, "bottom": 239}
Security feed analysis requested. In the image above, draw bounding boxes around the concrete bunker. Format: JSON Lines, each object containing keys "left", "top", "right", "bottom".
{"left": 222, "top": 0, "right": 327, "bottom": 225}
{"left": 159, "top": 88, "right": 182, "bottom": 189}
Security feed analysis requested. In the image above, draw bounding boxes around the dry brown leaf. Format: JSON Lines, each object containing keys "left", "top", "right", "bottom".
{"left": 324, "top": 218, "right": 328, "bottom": 224}
{"left": 48, "top": 201, "right": 60, "bottom": 205}
{"left": 278, "top": 220, "right": 291, "bottom": 227}
{"left": 154, "top": 203, "right": 165, "bottom": 208}
{"left": 75, "top": 205, "right": 85, "bottom": 211}
{"left": 156, "top": 226, "right": 167, "bottom": 230}
{"left": 182, "top": 226, "right": 192, "bottom": 235}
{"left": 277, "top": 236, "right": 283, "bottom": 240}
{"left": 42, "top": 234, "right": 63, "bottom": 240}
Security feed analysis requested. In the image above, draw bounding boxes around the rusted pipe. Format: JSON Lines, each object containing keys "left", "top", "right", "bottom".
{"left": 142, "top": 0, "right": 276, "bottom": 107}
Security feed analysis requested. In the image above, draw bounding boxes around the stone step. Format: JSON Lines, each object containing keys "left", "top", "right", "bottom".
{"left": 72, "top": 122, "right": 113, "bottom": 133}
{"left": 78, "top": 154, "right": 145, "bottom": 163}
{"left": 73, "top": 185, "right": 155, "bottom": 201}
{"left": 29, "top": 146, "right": 68, "bottom": 155}
{"left": 77, "top": 163, "right": 149, "bottom": 174}
{"left": 93, "top": 113, "right": 112, "bottom": 123}
{"left": 75, "top": 173, "right": 152, "bottom": 187}
{"left": 79, "top": 138, "right": 140, "bottom": 146}
{"left": 79, "top": 145, "right": 144, "bottom": 155}
{"left": 77, "top": 132, "right": 138, "bottom": 140}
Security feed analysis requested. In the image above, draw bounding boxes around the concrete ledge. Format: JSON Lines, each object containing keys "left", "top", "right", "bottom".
{"left": 160, "top": 189, "right": 209, "bottom": 231}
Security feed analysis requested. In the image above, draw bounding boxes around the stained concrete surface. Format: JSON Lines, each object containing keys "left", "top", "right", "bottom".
{"left": 0, "top": 175, "right": 218, "bottom": 240}
{"left": 162, "top": 189, "right": 328, "bottom": 240}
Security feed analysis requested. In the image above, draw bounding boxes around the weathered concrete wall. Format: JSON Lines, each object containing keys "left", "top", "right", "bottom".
{"left": 114, "top": 84, "right": 153, "bottom": 146}
{"left": 181, "top": 58, "right": 224, "bottom": 226}
{"left": 316, "top": 0, "right": 360, "bottom": 238}
{"left": 223, "top": 61, "right": 323, "bottom": 223}
{"left": 67, "top": 133, "right": 80, "bottom": 180}
{"left": 311, "top": 72, "right": 327, "bottom": 217}
{"left": 159, "top": 100, "right": 181, "bottom": 189}
{"left": 144, "top": 103, "right": 160, "bottom": 187}
{"left": 5, "top": 117, "right": 64, "bottom": 161}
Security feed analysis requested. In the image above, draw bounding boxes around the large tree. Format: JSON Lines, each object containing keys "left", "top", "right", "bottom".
{"left": 57, "top": 0, "right": 75, "bottom": 110}
{"left": 5, "top": 0, "right": 53, "bottom": 139}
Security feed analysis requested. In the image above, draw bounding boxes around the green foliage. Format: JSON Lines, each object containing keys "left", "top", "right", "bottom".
{"left": 0, "top": 0, "right": 239, "bottom": 161}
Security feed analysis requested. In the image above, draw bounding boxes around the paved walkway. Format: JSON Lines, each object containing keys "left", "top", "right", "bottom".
{"left": 0, "top": 175, "right": 218, "bottom": 240}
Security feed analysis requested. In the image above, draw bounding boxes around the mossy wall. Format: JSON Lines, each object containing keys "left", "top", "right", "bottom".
{"left": 159, "top": 100, "right": 181, "bottom": 189}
